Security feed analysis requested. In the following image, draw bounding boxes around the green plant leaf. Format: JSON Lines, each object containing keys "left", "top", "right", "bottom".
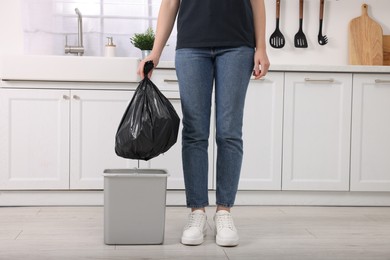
{"left": 130, "top": 28, "right": 155, "bottom": 50}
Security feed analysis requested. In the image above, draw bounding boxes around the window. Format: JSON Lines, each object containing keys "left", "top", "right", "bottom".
{"left": 21, "top": 0, "right": 176, "bottom": 60}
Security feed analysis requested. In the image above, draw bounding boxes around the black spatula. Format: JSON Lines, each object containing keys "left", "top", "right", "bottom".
{"left": 294, "top": 0, "right": 308, "bottom": 48}
{"left": 269, "top": 0, "right": 285, "bottom": 49}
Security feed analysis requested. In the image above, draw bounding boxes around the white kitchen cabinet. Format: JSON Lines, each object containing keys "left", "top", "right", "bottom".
{"left": 239, "top": 72, "right": 284, "bottom": 190}
{"left": 282, "top": 73, "right": 352, "bottom": 191}
{"left": 351, "top": 74, "right": 390, "bottom": 191}
{"left": 70, "top": 89, "right": 138, "bottom": 189}
{"left": 0, "top": 88, "right": 70, "bottom": 189}
{"left": 139, "top": 70, "right": 213, "bottom": 189}
{"left": 0, "top": 86, "right": 138, "bottom": 190}
{"left": 149, "top": 70, "right": 283, "bottom": 191}
{"left": 139, "top": 91, "right": 193, "bottom": 189}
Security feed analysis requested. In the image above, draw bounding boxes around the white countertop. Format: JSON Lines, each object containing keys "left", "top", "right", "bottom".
{"left": 1, "top": 55, "right": 389, "bottom": 84}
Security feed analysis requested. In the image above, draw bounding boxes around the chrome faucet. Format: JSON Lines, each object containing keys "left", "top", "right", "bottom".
{"left": 65, "top": 8, "right": 84, "bottom": 56}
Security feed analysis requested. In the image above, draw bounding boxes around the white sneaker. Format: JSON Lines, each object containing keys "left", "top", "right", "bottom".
{"left": 214, "top": 210, "right": 239, "bottom": 246}
{"left": 181, "top": 210, "right": 207, "bottom": 245}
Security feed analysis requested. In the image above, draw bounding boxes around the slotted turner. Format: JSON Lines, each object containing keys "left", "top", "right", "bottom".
{"left": 318, "top": 0, "right": 328, "bottom": 45}
{"left": 294, "top": 0, "right": 308, "bottom": 48}
{"left": 269, "top": 0, "right": 285, "bottom": 49}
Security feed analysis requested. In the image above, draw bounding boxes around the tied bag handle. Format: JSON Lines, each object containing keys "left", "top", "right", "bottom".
{"left": 143, "top": 60, "right": 155, "bottom": 78}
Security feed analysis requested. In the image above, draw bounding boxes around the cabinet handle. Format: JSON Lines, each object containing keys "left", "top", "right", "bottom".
{"left": 304, "top": 78, "right": 334, "bottom": 83}
{"left": 164, "top": 79, "right": 179, "bottom": 83}
{"left": 62, "top": 95, "right": 70, "bottom": 100}
{"left": 250, "top": 77, "right": 266, "bottom": 81}
{"left": 375, "top": 79, "right": 390, "bottom": 84}
{"left": 73, "top": 95, "right": 80, "bottom": 100}
{"left": 168, "top": 97, "right": 181, "bottom": 101}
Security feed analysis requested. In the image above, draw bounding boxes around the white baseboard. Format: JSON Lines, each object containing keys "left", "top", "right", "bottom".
{"left": 1, "top": 190, "right": 390, "bottom": 206}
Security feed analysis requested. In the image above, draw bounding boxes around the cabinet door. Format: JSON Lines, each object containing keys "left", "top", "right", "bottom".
{"left": 239, "top": 72, "right": 284, "bottom": 190}
{"left": 141, "top": 70, "right": 214, "bottom": 189}
{"left": 70, "top": 89, "right": 138, "bottom": 189}
{"left": 351, "top": 74, "right": 390, "bottom": 191}
{"left": 139, "top": 91, "right": 205, "bottom": 189}
{"left": 0, "top": 88, "right": 70, "bottom": 189}
{"left": 283, "top": 73, "right": 352, "bottom": 191}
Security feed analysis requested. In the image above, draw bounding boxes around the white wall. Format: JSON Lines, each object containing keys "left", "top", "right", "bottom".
{"left": 0, "top": 0, "right": 23, "bottom": 56}
{"left": 266, "top": 0, "right": 390, "bottom": 65}
{"left": 1, "top": 0, "right": 390, "bottom": 65}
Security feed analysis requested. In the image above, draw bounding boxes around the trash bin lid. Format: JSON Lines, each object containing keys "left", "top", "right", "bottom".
{"left": 103, "top": 168, "right": 169, "bottom": 178}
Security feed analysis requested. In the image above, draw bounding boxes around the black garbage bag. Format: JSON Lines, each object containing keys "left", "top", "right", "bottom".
{"left": 115, "top": 61, "right": 180, "bottom": 160}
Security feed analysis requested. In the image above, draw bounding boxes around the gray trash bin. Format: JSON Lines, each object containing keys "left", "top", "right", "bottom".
{"left": 103, "top": 168, "right": 168, "bottom": 245}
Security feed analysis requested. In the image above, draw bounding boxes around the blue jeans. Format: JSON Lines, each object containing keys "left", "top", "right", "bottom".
{"left": 175, "top": 46, "right": 254, "bottom": 208}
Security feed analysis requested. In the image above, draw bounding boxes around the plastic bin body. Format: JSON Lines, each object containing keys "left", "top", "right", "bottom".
{"left": 103, "top": 169, "right": 168, "bottom": 245}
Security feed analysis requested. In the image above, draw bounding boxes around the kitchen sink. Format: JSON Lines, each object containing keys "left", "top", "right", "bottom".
{"left": 0, "top": 55, "right": 141, "bottom": 83}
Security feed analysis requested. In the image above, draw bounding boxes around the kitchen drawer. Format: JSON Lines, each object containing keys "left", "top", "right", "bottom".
{"left": 151, "top": 69, "right": 179, "bottom": 91}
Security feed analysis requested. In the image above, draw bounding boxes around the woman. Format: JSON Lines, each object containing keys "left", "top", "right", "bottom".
{"left": 137, "top": 0, "right": 270, "bottom": 247}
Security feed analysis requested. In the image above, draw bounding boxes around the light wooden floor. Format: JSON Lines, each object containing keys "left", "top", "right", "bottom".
{"left": 0, "top": 206, "right": 390, "bottom": 260}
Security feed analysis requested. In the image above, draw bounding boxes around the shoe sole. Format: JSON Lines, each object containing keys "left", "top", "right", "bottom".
{"left": 181, "top": 229, "right": 207, "bottom": 246}
{"left": 216, "top": 235, "right": 239, "bottom": 247}
{"left": 181, "top": 236, "right": 204, "bottom": 246}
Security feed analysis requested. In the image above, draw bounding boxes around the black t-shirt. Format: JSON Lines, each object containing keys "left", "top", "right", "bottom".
{"left": 176, "top": 0, "right": 255, "bottom": 49}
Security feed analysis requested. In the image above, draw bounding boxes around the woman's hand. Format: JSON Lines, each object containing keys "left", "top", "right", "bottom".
{"left": 136, "top": 0, "right": 180, "bottom": 79}
{"left": 253, "top": 48, "right": 270, "bottom": 79}
{"left": 137, "top": 53, "right": 160, "bottom": 79}
{"left": 250, "top": 0, "right": 270, "bottom": 79}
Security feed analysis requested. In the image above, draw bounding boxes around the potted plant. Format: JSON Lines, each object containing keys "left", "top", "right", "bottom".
{"left": 130, "top": 27, "right": 155, "bottom": 59}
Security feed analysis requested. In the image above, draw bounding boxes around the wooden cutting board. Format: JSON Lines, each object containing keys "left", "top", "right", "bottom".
{"left": 349, "top": 4, "right": 383, "bottom": 65}
{"left": 383, "top": 35, "right": 390, "bottom": 65}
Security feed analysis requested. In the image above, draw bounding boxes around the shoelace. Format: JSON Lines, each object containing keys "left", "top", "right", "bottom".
{"left": 185, "top": 212, "right": 205, "bottom": 229}
{"left": 215, "top": 213, "right": 235, "bottom": 231}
